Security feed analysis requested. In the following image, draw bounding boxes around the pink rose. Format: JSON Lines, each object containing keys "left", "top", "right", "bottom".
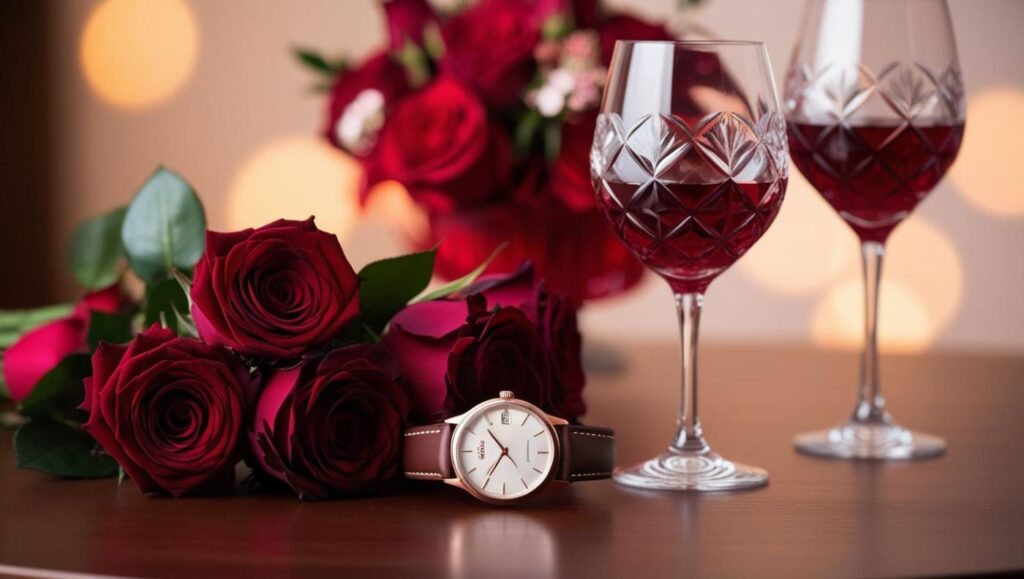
{"left": 3, "top": 285, "right": 126, "bottom": 403}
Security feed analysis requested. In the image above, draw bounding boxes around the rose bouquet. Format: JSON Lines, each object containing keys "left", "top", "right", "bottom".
{"left": 300, "top": 0, "right": 696, "bottom": 303}
{"left": 0, "top": 166, "right": 586, "bottom": 499}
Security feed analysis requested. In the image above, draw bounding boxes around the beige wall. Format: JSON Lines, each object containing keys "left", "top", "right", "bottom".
{"left": 47, "top": 0, "right": 1024, "bottom": 352}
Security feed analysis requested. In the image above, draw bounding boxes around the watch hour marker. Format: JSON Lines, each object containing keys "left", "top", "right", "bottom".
{"left": 466, "top": 429, "right": 476, "bottom": 436}
{"left": 502, "top": 483, "right": 506, "bottom": 496}
{"left": 521, "top": 478, "right": 528, "bottom": 489}
{"left": 466, "top": 467, "right": 476, "bottom": 474}
{"left": 532, "top": 467, "right": 543, "bottom": 474}
{"left": 533, "top": 430, "right": 545, "bottom": 437}
{"left": 484, "top": 414, "right": 492, "bottom": 426}
{"left": 461, "top": 450, "right": 473, "bottom": 453}
{"left": 537, "top": 450, "right": 549, "bottom": 454}
{"left": 520, "top": 413, "right": 529, "bottom": 426}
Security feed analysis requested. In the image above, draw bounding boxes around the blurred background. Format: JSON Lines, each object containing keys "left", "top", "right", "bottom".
{"left": 1, "top": 0, "right": 1021, "bottom": 354}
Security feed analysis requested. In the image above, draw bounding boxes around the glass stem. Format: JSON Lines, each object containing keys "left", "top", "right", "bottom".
{"left": 854, "top": 241, "right": 890, "bottom": 424}
{"left": 671, "top": 293, "right": 709, "bottom": 454}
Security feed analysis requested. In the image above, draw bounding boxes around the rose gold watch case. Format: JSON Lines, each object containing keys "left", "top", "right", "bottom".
{"left": 444, "top": 397, "right": 568, "bottom": 506}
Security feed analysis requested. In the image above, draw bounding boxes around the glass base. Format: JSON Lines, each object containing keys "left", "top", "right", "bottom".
{"left": 794, "top": 420, "right": 946, "bottom": 460}
{"left": 613, "top": 449, "right": 769, "bottom": 491}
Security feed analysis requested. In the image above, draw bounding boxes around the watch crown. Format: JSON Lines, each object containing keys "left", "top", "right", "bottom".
{"left": 499, "top": 390, "right": 514, "bottom": 399}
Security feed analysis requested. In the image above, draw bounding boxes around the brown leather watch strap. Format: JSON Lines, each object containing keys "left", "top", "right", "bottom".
{"left": 402, "top": 424, "right": 455, "bottom": 480}
{"left": 554, "top": 424, "right": 616, "bottom": 482}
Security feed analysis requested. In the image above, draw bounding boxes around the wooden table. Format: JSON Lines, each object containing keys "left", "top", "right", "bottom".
{"left": 1, "top": 343, "right": 1022, "bottom": 578}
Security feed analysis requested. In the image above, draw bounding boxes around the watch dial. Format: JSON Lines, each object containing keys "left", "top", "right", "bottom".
{"left": 453, "top": 402, "right": 556, "bottom": 500}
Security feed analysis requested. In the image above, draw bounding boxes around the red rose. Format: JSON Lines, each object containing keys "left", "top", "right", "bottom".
{"left": 383, "top": 264, "right": 586, "bottom": 423}
{"left": 597, "top": 15, "right": 675, "bottom": 64}
{"left": 376, "top": 76, "right": 510, "bottom": 210}
{"left": 440, "top": 0, "right": 539, "bottom": 108}
{"left": 323, "top": 53, "right": 408, "bottom": 159}
{"left": 425, "top": 202, "right": 645, "bottom": 303}
{"left": 459, "top": 264, "right": 586, "bottom": 419}
{"left": 249, "top": 344, "right": 410, "bottom": 499}
{"left": 444, "top": 295, "right": 551, "bottom": 414}
{"left": 383, "top": 0, "right": 438, "bottom": 52}
{"left": 3, "top": 285, "right": 127, "bottom": 403}
{"left": 190, "top": 218, "right": 360, "bottom": 359}
{"left": 81, "top": 326, "right": 255, "bottom": 497}
{"left": 550, "top": 112, "right": 599, "bottom": 212}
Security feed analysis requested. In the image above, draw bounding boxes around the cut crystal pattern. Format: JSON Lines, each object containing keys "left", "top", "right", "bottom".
{"left": 591, "top": 112, "right": 788, "bottom": 289}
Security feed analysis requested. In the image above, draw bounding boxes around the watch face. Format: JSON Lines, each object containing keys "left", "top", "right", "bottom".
{"left": 451, "top": 400, "right": 557, "bottom": 502}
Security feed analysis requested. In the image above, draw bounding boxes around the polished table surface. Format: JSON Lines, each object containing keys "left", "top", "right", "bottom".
{"left": 1, "top": 342, "right": 1023, "bottom": 578}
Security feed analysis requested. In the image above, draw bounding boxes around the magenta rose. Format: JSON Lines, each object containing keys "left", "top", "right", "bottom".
{"left": 383, "top": 264, "right": 586, "bottom": 423}
{"left": 190, "top": 218, "right": 360, "bottom": 359}
{"left": 440, "top": 0, "right": 539, "bottom": 108}
{"left": 81, "top": 326, "right": 255, "bottom": 497}
{"left": 3, "top": 285, "right": 127, "bottom": 403}
{"left": 249, "top": 344, "right": 410, "bottom": 499}
{"left": 376, "top": 76, "right": 511, "bottom": 211}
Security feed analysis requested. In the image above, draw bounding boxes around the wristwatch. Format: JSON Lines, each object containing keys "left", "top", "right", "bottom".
{"left": 403, "top": 391, "right": 616, "bottom": 505}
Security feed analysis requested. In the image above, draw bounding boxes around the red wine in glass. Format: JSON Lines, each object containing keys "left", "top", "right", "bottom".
{"left": 788, "top": 121, "right": 964, "bottom": 241}
{"left": 598, "top": 179, "right": 786, "bottom": 292}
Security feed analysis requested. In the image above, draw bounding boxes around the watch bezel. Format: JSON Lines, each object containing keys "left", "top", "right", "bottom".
{"left": 446, "top": 397, "right": 565, "bottom": 505}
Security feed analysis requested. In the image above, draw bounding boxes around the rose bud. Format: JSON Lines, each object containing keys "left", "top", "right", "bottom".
{"left": 190, "top": 218, "right": 360, "bottom": 360}
{"left": 440, "top": 0, "right": 539, "bottom": 108}
{"left": 249, "top": 344, "right": 410, "bottom": 499}
{"left": 3, "top": 284, "right": 127, "bottom": 403}
{"left": 81, "top": 326, "right": 255, "bottom": 497}
{"left": 382, "top": 0, "right": 438, "bottom": 53}
{"left": 375, "top": 76, "right": 511, "bottom": 211}
{"left": 383, "top": 285, "right": 561, "bottom": 423}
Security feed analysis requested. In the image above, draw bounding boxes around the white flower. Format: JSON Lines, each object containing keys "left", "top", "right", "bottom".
{"left": 535, "top": 85, "right": 567, "bottom": 118}
{"left": 335, "top": 89, "right": 385, "bottom": 155}
{"left": 548, "top": 68, "right": 576, "bottom": 94}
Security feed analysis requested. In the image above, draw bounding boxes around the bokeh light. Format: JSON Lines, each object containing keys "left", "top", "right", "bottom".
{"left": 227, "top": 137, "right": 360, "bottom": 239}
{"left": 740, "top": 170, "right": 849, "bottom": 295}
{"left": 951, "top": 88, "right": 1024, "bottom": 217}
{"left": 812, "top": 278, "right": 932, "bottom": 353}
{"left": 810, "top": 218, "right": 963, "bottom": 352}
{"left": 363, "top": 180, "right": 430, "bottom": 243}
{"left": 80, "top": 0, "right": 199, "bottom": 110}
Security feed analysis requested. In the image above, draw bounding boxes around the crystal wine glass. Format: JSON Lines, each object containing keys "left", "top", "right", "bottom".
{"left": 591, "top": 41, "right": 788, "bottom": 490}
{"left": 784, "top": 0, "right": 965, "bottom": 459}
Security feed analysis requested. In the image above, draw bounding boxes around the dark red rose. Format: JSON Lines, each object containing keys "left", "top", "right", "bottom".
{"left": 323, "top": 53, "right": 409, "bottom": 158}
{"left": 440, "top": 0, "right": 539, "bottom": 108}
{"left": 249, "top": 344, "right": 410, "bottom": 499}
{"left": 191, "top": 218, "right": 360, "bottom": 359}
{"left": 383, "top": 264, "right": 587, "bottom": 423}
{"left": 597, "top": 15, "right": 675, "bottom": 64}
{"left": 425, "top": 202, "right": 645, "bottom": 303}
{"left": 550, "top": 112, "right": 599, "bottom": 212}
{"left": 459, "top": 264, "right": 586, "bottom": 419}
{"left": 376, "top": 76, "right": 510, "bottom": 210}
{"left": 81, "top": 326, "right": 255, "bottom": 497}
{"left": 383, "top": 0, "right": 439, "bottom": 52}
{"left": 3, "top": 285, "right": 128, "bottom": 403}
{"left": 444, "top": 295, "right": 551, "bottom": 414}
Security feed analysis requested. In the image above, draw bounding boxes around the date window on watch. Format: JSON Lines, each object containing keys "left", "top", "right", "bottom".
{"left": 500, "top": 409, "right": 510, "bottom": 425}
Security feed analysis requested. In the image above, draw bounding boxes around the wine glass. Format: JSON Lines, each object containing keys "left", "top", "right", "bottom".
{"left": 784, "top": 0, "right": 965, "bottom": 459}
{"left": 591, "top": 41, "right": 788, "bottom": 490}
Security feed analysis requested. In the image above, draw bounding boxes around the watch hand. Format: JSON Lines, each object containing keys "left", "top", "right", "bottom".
{"left": 486, "top": 454, "right": 503, "bottom": 476}
{"left": 487, "top": 428, "right": 507, "bottom": 451}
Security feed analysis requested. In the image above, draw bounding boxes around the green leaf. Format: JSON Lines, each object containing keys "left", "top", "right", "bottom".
{"left": 18, "top": 354, "right": 92, "bottom": 418}
{"left": 86, "top": 311, "right": 134, "bottom": 350}
{"left": 0, "top": 361, "right": 9, "bottom": 400}
{"left": 14, "top": 418, "right": 118, "bottom": 478}
{"left": 144, "top": 277, "right": 189, "bottom": 334}
{"left": 543, "top": 121, "right": 563, "bottom": 161}
{"left": 0, "top": 304, "right": 75, "bottom": 348}
{"left": 395, "top": 40, "right": 432, "bottom": 88}
{"left": 515, "top": 110, "right": 543, "bottom": 155}
{"left": 68, "top": 206, "right": 127, "bottom": 289}
{"left": 414, "top": 242, "right": 508, "bottom": 303}
{"left": 542, "top": 14, "right": 572, "bottom": 41}
{"left": 357, "top": 248, "right": 436, "bottom": 333}
{"left": 294, "top": 48, "right": 346, "bottom": 77}
{"left": 121, "top": 167, "right": 206, "bottom": 283}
